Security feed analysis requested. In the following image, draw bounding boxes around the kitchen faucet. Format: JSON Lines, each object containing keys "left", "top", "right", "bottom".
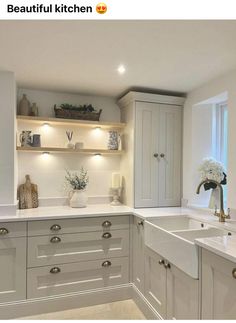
{"left": 196, "top": 179, "right": 230, "bottom": 222}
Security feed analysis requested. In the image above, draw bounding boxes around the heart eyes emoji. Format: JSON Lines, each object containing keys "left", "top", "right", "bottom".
{"left": 96, "top": 3, "right": 107, "bottom": 14}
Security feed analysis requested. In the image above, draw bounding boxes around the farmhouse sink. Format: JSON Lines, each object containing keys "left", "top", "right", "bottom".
{"left": 145, "top": 216, "right": 228, "bottom": 279}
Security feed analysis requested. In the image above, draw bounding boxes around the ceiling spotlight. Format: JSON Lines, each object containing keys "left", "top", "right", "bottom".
{"left": 117, "top": 65, "right": 126, "bottom": 75}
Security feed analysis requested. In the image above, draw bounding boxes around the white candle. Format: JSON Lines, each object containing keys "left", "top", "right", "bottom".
{"left": 112, "top": 173, "right": 120, "bottom": 189}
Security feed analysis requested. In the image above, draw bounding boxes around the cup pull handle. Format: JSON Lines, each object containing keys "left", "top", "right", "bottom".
{"left": 0, "top": 228, "right": 9, "bottom": 235}
{"left": 102, "top": 232, "right": 112, "bottom": 239}
{"left": 102, "top": 260, "right": 111, "bottom": 267}
{"left": 50, "top": 267, "right": 61, "bottom": 274}
{"left": 50, "top": 236, "right": 61, "bottom": 243}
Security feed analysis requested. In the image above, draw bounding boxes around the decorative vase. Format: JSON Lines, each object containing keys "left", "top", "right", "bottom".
{"left": 31, "top": 103, "right": 39, "bottom": 116}
{"left": 70, "top": 190, "right": 88, "bottom": 208}
{"left": 108, "top": 131, "right": 118, "bottom": 150}
{"left": 19, "top": 94, "right": 30, "bottom": 116}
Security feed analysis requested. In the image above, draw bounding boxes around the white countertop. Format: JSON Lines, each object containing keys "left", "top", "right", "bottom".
{"left": 196, "top": 235, "right": 236, "bottom": 263}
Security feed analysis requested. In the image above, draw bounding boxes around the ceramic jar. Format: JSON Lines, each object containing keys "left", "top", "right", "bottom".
{"left": 19, "top": 94, "right": 30, "bottom": 116}
{"left": 70, "top": 190, "right": 88, "bottom": 208}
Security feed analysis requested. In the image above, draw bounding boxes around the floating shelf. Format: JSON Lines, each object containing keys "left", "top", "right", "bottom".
{"left": 16, "top": 115, "right": 126, "bottom": 129}
{"left": 17, "top": 146, "right": 124, "bottom": 155}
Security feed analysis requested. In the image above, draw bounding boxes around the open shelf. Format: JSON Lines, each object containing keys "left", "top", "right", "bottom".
{"left": 16, "top": 115, "right": 126, "bottom": 129}
{"left": 16, "top": 146, "right": 124, "bottom": 155}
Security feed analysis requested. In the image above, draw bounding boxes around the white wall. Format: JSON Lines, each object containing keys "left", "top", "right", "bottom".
{"left": 17, "top": 88, "right": 122, "bottom": 204}
{"left": 0, "top": 72, "right": 16, "bottom": 207}
{"left": 183, "top": 69, "right": 236, "bottom": 209}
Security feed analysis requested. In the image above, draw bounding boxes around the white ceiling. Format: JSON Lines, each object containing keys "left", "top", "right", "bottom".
{"left": 1, "top": 20, "right": 236, "bottom": 97}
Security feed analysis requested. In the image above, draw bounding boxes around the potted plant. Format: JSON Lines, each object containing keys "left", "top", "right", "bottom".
{"left": 65, "top": 168, "right": 89, "bottom": 208}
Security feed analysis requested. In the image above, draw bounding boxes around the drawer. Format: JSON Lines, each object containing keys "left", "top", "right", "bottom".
{"left": 27, "top": 256, "right": 129, "bottom": 299}
{"left": 28, "top": 215, "right": 130, "bottom": 236}
{"left": 0, "top": 222, "right": 26, "bottom": 238}
{"left": 28, "top": 229, "right": 129, "bottom": 267}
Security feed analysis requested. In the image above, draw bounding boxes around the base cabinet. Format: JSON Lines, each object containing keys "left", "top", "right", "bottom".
{"left": 0, "top": 237, "right": 26, "bottom": 303}
{"left": 145, "top": 247, "right": 199, "bottom": 319}
{"left": 167, "top": 263, "right": 199, "bottom": 319}
{"left": 132, "top": 217, "right": 145, "bottom": 293}
{"left": 202, "top": 249, "right": 236, "bottom": 319}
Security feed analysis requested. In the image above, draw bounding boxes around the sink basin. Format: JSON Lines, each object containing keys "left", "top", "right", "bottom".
{"left": 145, "top": 216, "right": 227, "bottom": 279}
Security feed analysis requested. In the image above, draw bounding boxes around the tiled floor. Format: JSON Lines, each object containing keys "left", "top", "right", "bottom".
{"left": 18, "top": 299, "right": 146, "bottom": 320}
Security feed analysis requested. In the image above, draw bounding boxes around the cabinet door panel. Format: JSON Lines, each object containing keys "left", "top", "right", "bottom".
{"left": 145, "top": 247, "right": 166, "bottom": 319}
{"left": 132, "top": 217, "right": 144, "bottom": 292}
{"left": 158, "top": 105, "right": 182, "bottom": 206}
{"left": 167, "top": 263, "right": 199, "bottom": 319}
{"left": 135, "top": 102, "right": 159, "bottom": 207}
{"left": 202, "top": 249, "right": 236, "bottom": 319}
{"left": 0, "top": 237, "right": 26, "bottom": 303}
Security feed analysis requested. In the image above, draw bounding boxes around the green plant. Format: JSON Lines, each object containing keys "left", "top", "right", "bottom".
{"left": 65, "top": 167, "right": 89, "bottom": 190}
{"left": 60, "top": 103, "right": 96, "bottom": 112}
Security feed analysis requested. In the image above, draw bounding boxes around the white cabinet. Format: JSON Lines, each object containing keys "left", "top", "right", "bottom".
{"left": 0, "top": 236, "right": 26, "bottom": 303}
{"left": 166, "top": 262, "right": 199, "bottom": 319}
{"left": 144, "top": 247, "right": 199, "bottom": 319}
{"left": 135, "top": 102, "right": 182, "bottom": 208}
{"left": 145, "top": 247, "right": 167, "bottom": 319}
{"left": 132, "top": 217, "right": 145, "bottom": 293}
{"left": 119, "top": 91, "right": 184, "bottom": 208}
{"left": 202, "top": 249, "right": 236, "bottom": 319}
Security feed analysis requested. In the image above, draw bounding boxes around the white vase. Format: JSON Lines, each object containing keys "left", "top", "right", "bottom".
{"left": 70, "top": 190, "right": 88, "bottom": 208}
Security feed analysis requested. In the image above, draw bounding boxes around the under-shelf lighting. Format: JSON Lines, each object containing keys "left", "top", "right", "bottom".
{"left": 94, "top": 153, "right": 101, "bottom": 156}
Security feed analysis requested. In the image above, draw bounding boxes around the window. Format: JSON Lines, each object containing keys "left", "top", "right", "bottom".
{"left": 214, "top": 102, "right": 228, "bottom": 168}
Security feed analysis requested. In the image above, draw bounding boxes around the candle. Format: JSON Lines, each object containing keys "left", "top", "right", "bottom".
{"left": 112, "top": 173, "right": 120, "bottom": 189}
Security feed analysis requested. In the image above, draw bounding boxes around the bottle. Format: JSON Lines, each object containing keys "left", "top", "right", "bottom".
{"left": 19, "top": 94, "right": 30, "bottom": 116}
{"left": 31, "top": 103, "right": 39, "bottom": 116}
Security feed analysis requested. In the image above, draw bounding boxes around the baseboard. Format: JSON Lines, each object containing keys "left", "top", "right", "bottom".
{"left": 132, "top": 285, "right": 163, "bottom": 320}
{"left": 0, "top": 284, "right": 132, "bottom": 319}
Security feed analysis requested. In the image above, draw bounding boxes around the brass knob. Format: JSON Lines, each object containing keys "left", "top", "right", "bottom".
{"left": 102, "top": 260, "right": 111, "bottom": 267}
{"left": 50, "top": 236, "right": 61, "bottom": 243}
{"left": 232, "top": 268, "right": 236, "bottom": 279}
{"left": 164, "top": 262, "right": 171, "bottom": 269}
{"left": 50, "top": 267, "right": 61, "bottom": 274}
{"left": 153, "top": 153, "right": 159, "bottom": 158}
{"left": 102, "top": 221, "right": 112, "bottom": 228}
{"left": 160, "top": 153, "right": 165, "bottom": 158}
{"left": 138, "top": 220, "right": 144, "bottom": 226}
{"left": 50, "top": 224, "right": 61, "bottom": 232}
{"left": 159, "top": 259, "right": 165, "bottom": 265}
{"left": 0, "top": 228, "right": 9, "bottom": 235}
{"left": 102, "top": 232, "right": 112, "bottom": 239}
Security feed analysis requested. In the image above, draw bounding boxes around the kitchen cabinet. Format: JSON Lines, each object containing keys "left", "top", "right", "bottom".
{"left": 135, "top": 101, "right": 182, "bottom": 208}
{"left": 144, "top": 247, "right": 199, "bottom": 319}
{"left": 0, "top": 233, "right": 26, "bottom": 303}
{"left": 118, "top": 91, "right": 184, "bottom": 208}
{"left": 132, "top": 217, "right": 145, "bottom": 293}
{"left": 202, "top": 249, "right": 236, "bottom": 319}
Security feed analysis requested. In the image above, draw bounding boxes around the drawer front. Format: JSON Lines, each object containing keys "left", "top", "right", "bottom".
{"left": 0, "top": 222, "right": 26, "bottom": 238}
{"left": 28, "top": 215, "right": 130, "bottom": 236}
{"left": 27, "top": 256, "right": 129, "bottom": 299}
{"left": 28, "top": 229, "right": 129, "bottom": 267}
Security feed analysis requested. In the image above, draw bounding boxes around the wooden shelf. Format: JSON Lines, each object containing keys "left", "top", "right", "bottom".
{"left": 16, "top": 146, "right": 124, "bottom": 155}
{"left": 16, "top": 115, "right": 126, "bottom": 129}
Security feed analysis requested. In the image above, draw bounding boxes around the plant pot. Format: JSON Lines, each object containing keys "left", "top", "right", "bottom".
{"left": 70, "top": 190, "right": 88, "bottom": 208}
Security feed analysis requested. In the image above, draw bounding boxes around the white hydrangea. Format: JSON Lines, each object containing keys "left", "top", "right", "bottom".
{"left": 198, "top": 157, "right": 225, "bottom": 183}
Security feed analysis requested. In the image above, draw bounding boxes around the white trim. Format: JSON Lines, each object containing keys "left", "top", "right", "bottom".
{"left": 0, "top": 284, "right": 132, "bottom": 319}
{"left": 132, "top": 285, "right": 163, "bottom": 320}
{"left": 118, "top": 91, "right": 185, "bottom": 108}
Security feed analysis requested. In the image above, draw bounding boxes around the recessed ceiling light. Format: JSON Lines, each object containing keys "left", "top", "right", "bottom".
{"left": 117, "top": 65, "right": 126, "bottom": 75}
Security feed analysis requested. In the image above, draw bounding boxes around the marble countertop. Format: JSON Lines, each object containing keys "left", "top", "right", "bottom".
{"left": 196, "top": 235, "right": 236, "bottom": 263}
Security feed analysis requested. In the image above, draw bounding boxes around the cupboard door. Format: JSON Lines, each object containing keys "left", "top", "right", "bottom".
{"left": 0, "top": 237, "right": 26, "bottom": 303}
{"left": 135, "top": 102, "right": 159, "bottom": 207}
{"left": 132, "top": 217, "right": 144, "bottom": 292}
{"left": 166, "top": 263, "right": 199, "bottom": 319}
{"left": 202, "top": 249, "right": 236, "bottom": 319}
{"left": 158, "top": 105, "right": 182, "bottom": 207}
{"left": 145, "top": 247, "right": 167, "bottom": 319}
